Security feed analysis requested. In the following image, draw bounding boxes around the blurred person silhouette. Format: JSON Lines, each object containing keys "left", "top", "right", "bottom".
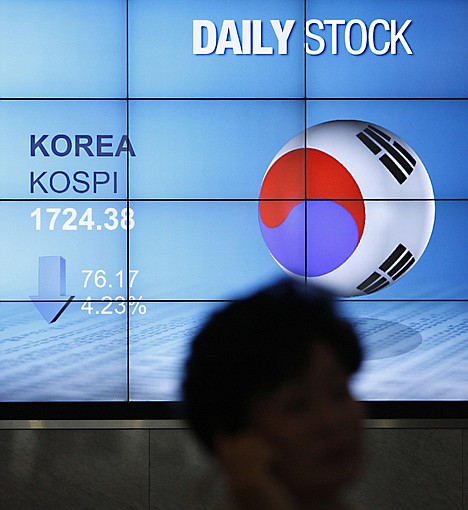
{"left": 183, "top": 279, "right": 364, "bottom": 510}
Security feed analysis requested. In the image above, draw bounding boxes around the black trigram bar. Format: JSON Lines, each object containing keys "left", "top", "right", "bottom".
{"left": 381, "top": 243, "right": 415, "bottom": 281}
{"left": 356, "top": 125, "right": 417, "bottom": 184}
{"left": 357, "top": 271, "right": 390, "bottom": 294}
{"left": 379, "top": 243, "right": 406, "bottom": 272}
{"left": 357, "top": 243, "right": 415, "bottom": 294}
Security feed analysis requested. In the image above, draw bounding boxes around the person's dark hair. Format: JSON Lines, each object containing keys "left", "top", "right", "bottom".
{"left": 183, "top": 279, "right": 362, "bottom": 452}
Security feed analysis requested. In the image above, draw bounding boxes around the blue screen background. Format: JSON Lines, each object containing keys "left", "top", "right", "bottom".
{"left": 0, "top": 0, "right": 466, "bottom": 402}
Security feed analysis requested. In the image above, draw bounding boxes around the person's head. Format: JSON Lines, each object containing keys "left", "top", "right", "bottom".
{"left": 183, "top": 279, "right": 363, "bottom": 496}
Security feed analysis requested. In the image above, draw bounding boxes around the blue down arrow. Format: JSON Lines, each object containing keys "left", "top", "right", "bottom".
{"left": 30, "top": 256, "right": 75, "bottom": 323}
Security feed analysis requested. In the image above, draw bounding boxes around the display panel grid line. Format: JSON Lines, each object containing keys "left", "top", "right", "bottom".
{"left": 0, "top": 0, "right": 466, "bottom": 410}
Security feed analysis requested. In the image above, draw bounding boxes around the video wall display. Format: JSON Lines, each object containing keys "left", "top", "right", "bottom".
{"left": 0, "top": 0, "right": 467, "bottom": 404}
